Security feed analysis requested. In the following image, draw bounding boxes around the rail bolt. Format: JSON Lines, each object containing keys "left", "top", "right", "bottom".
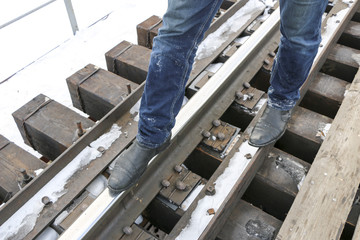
{"left": 123, "top": 226, "right": 133, "bottom": 235}
{"left": 217, "top": 132, "right": 225, "bottom": 141}
{"left": 175, "top": 181, "right": 187, "bottom": 191}
{"left": 161, "top": 180, "right": 171, "bottom": 188}
{"left": 202, "top": 130, "right": 211, "bottom": 138}
{"left": 205, "top": 185, "right": 216, "bottom": 196}
{"left": 235, "top": 91, "right": 244, "bottom": 100}
{"left": 212, "top": 119, "right": 221, "bottom": 127}
{"left": 243, "top": 82, "right": 251, "bottom": 89}
{"left": 174, "top": 165, "right": 183, "bottom": 173}
{"left": 97, "top": 146, "right": 105, "bottom": 153}
{"left": 42, "top": 196, "right": 52, "bottom": 206}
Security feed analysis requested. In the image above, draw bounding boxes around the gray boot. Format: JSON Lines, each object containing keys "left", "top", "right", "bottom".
{"left": 108, "top": 137, "right": 171, "bottom": 194}
{"left": 249, "top": 105, "right": 291, "bottom": 147}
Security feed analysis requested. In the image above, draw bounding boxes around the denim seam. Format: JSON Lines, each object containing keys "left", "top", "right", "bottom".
{"left": 165, "top": 0, "right": 222, "bottom": 131}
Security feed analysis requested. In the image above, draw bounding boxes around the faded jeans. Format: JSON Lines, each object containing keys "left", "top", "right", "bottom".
{"left": 137, "top": 0, "right": 328, "bottom": 148}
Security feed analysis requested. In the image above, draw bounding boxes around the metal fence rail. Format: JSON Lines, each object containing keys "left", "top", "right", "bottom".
{"left": 0, "top": 0, "right": 78, "bottom": 35}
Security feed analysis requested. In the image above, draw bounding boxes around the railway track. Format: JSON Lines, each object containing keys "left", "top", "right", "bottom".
{"left": 1, "top": 0, "right": 360, "bottom": 239}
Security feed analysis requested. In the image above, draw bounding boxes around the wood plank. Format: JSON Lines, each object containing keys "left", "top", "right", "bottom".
{"left": 12, "top": 94, "right": 94, "bottom": 160}
{"left": 136, "top": 15, "right": 162, "bottom": 49}
{"left": 352, "top": 214, "right": 360, "bottom": 240}
{"left": 244, "top": 148, "right": 310, "bottom": 221}
{"left": 217, "top": 200, "right": 282, "bottom": 240}
{"left": 338, "top": 21, "right": 360, "bottom": 50}
{"left": 275, "top": 106, "right": 333, "bottom": 163}
{"left": 105, "top": 40, "right": 151, "bottom": 84}
{"left": 321, "top": 44, "right": 360, "bottom": 82}
{"left": 300, "top": 72, "right": 349, "bottom": 118}
{"left": 276, "top": 69, "right": 360, "bottom": 240}
{"left": 66, "top": 64, "right": 139, "bottom": 120}
{"left": 0, "top": 135, "right": 47, "bottom": 202}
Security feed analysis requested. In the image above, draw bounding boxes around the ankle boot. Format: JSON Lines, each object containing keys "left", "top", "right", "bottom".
{"left": 249, "top": 105, "right": 291, "bottom": 147}
{"left": 108, "top": 137, "right": 171, "bottom": 194}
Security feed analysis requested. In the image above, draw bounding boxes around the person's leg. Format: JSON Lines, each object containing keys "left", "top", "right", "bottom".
{"left": 250, "top": 0, "right": 328, "bottom": 147}
{"left": 108, "top": 0, "right": 223, "bottom": 193}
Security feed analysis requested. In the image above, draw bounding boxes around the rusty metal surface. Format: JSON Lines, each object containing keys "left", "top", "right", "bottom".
{"left": 202, "top": 121, "right": 237, "bottom": 152}
{"left": 235, "top": 86, "right": 265, "bottom": 110}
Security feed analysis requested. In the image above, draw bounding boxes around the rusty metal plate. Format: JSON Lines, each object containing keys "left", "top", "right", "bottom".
{"left": 203, "top": 122, "right": 237, "bottom": 152}
{"left": 160, "top": 168, "right": 202, "bottom": 206}
{"left": 235, "top": 86, "right": 265, "bottom": 110}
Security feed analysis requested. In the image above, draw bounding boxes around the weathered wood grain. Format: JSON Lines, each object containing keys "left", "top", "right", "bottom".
{"left": 276, "top": 69, "right": 360, "bottom": 240}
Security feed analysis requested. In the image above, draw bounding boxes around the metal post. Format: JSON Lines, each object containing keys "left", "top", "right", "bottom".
{"left": 63, "top": 0, "right": 79, "bottom": 35}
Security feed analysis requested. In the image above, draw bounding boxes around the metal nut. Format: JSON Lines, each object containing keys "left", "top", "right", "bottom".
{"left": 217, "top": 132, "right": 225, "bottom": 141}
{"left": 248, "top": 93, "right": 254, "bottom": 100}
{"left": 212, "top": 119, "right": 221, "bottom": 127}
{"left": 175, "top": 181, "right": 187, "bottom": 191}
{"left": 161, "top": 179, "right": 170, "bottom": 188}
{"left": 235, "top": 91, "right": 244, "bottom": 100}
{"left": 202, "top": 131, "right": 211, "bottom": 138}
{"left": 123, "top": 226, "right": 133, "bottom": 235}
{"left": 97, "top": 146, "right": 105, "bottom": 153}
{"left": 269, "top": 52, "right": 276, "bottom": 57}
{"left": 243, "top": 82, "right": 251, "bottom": 89}
{"left": 174, "top": 165, "right": 183, "bottom": 173}
{"left": 42, "top": 196, "right": 52, "bottom": 206}
{"left": 263, "top": 59, "right": 270, "bottom": 65}
{"left": 205, "top": 185, "right": 216, "bottom": 196}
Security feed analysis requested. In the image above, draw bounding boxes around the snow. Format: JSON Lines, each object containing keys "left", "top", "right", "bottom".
{"left": 0, "top": 124, "right": 122, "bottom": 240}
{"left": 0, "top": 0, "right": 167, "bottom": 157}
{"left": 176, "top": 141, "right": 258, "bottom": 240}
{"left": 195, "top": 0, "right": 266, "bottom": 60}
{"left": 316, "top": 123, "right": 332, "bottom": 141}
{"left": 34, "top": 168, "right": 44, "bottom": 176}
{"left": 34, "top": 227, "right": 59, "bottom": 240}
{"left": 181, "top": 184, "right": 205, "bottom": 211}
{"left": 86, "top": 174, "right": 107, "bottom": 198}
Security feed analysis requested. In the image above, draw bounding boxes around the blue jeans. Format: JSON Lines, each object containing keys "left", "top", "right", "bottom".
{"left": 137, "top": 0, "right": 328, "bottom": 148}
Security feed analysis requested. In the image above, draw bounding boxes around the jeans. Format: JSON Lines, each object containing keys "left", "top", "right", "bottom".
{"left": 137, "top": 0, "right": 328, "bottom": 148}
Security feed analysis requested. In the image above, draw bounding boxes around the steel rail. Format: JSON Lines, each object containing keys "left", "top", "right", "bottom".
{"left": 60, "top": 8, "right": 282, "bottom": 240}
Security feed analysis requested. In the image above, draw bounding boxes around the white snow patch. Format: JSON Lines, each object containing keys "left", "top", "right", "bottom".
{"left": 181, "top": 184, "right": 205, "bottom": 211}
{"left": 297, "top": 175, "right": 306, "bottom": 191}
{"left": 34, "top": 227, "right": 59, "bottom": 240}
{"left": 86, "top": 174, "right": 107, "bottom": 198}
{"left": 258, "top": 0, "right": 277, "bottom": 21}
{"left": 135, "top": 215, "right": 144, "bottom": 225}
{"left": 34, "top": 168, "right": 44, "bottom": 176}
{"left": 352, "top": 53, "right": 360, "bottom": 66}
{"left": 234, "top": 36, "right": 250, "bottom": 45}
{"left": 0, "top": 124, "right": 122, "bottom": 240}
{"left": 196, "top": 0, "right": 265, "bottom": 60}
{"left": 176, "top": 142, "right": 258, "bottom": 240}
{"left": 130, "top": 98, "right": 142, "bottom": 122}
{"left": 205, "top": 63, "right": 223, "bottom": 73}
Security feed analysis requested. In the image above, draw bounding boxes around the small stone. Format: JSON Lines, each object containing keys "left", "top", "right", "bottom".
{"left": 207, "top": 208, "right": 215, "bottom": 215}
{"left": 245, "top": 153, "right": 252, "bottom": 159}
